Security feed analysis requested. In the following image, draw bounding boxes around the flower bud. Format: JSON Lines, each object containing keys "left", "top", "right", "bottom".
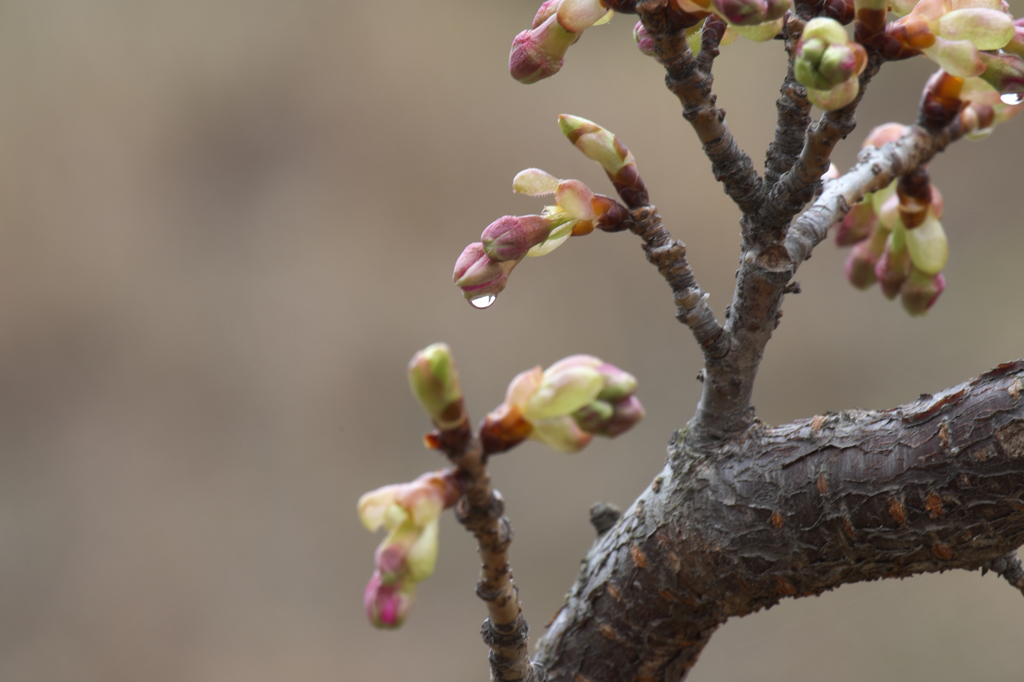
{"left": 524, "top": 364, "right": 604, "bottom": 422}
{"left": 875, "top": 231, "right": 910, "bottom": 299}
{"left": 530, "top": 414, "right": 594, "bottom": 452}
{"left": 844, "top": 227, "right": 887, "bottom": 289}
{"left": 481, "top": 215, "right": 553, "bottom": 262}
{"left": 634, "top": 20, "right": 657, "bottom": 56}
{"left": 407, "top": 343, "right": 464, "bottom": 431}
{"left": 795, "top": 19, "right": 866, "bottom": 109}
{"left": 453, "top": 242, "right": 518, "bottom": 300}
{"left": 358, "top": 485, "right": 403, "bottom": 532}
{"left": 603, "top": 395, "right": 646, "bottom": 437}
{"left": 558, "top": 0, "right": 612, "bottom": 33}
{"left": 862, "top": 122, "right": 908, "bottom": 149}
{"left": 533, "top": 0, "right": 561, "bottom": 28}
{"left": 978, "top": 51, "right": 1024, "bottom": 99}
{"left": 558, "top": 114, "right": 648, "bottom": 207}
{"left": 510, "top": 15, "right": 578, "bottom": 84}
{"left": 555, "top": 179, "right": 598, "bottom": 221}
{"left": 806, "top": 77, "right": 860, "bottom": 110}
{"left": 834, "top": 200, "right": 878, "bottom": 246}
{"left": 595, "top": 363, "right": 639, "bottom": 402}
{"left": 364, "top": 571, "right": 415, "bottom": 629}
{"left": 900, "top": 268, "right": 946, "bottom": 316}
{"left": 513, "top": 167, "right": 560, "bottom": 196}
{"left": 904, "top": 212, "right": 948, "bottom": 275}
{"left": 572, "top": 399, "right": 615, "bottom": 433}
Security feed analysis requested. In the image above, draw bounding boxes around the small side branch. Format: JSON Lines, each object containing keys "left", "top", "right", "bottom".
{"left": 446, "top": 437, "right": 543, "bottom": 682}
{"left": 757, "top": 54, "right": 883, "bottom": 239}
{"left": 763, "top": 27, "right": 813, "bottom": 189}
{"left": 638, "top": 4, "right": 764, "bottom": 217}
{"left": 625, "top": 206, "right": 728, "bottom": 357}
{"left": 785, "top": 118, "right": 962, "bottom": 268}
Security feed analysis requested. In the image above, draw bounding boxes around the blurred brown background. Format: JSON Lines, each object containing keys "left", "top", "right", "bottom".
{"left": 0, "top": 1, "right": 1022, "bottom": 680}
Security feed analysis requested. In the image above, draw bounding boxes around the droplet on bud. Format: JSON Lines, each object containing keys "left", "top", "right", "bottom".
{"left": 469, "top": 295, "right": 496, "bottom": 309}
{"left": 1000, "top": 92, "right": 1024, "bottom": 104}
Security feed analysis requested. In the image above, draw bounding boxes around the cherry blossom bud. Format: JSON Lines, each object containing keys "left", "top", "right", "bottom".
{"left": 530, "top": 415, "right": 594, "bottom": 453}
{"left": 558, "top": 0, "right": 612, "bottom": 33}
{"left": 978, "top": 51, "right": 1024, "bottom": 100}
{"left": 358, "top": 484, "right": 403, "bottom": 532}
{"left": 510, "top": 15, "right": 578, "bottom": 84}
{"left": 558, "top": 114, "right": 648, "bottom": 206}
{"left": 904, "top": 212, "right": 948, "bottom": 275}
{"left": 481, "top": 215, "right": 554, "bottom": 262}
{"left": 834, "top": 200, "right": 878, "bottom": 246}
{"left": 844, "top": 227, "right": 887, "bottom": 289}
{"left": 364, "top": 571, "right": 415, "bottom": 629}
{"left": 862, "top": 122, "right": 908, "bottom": 149}
{"left": 603, "top": 395, "right": 646, "bottom": 437}
{"left": 875, "top": 232, "right": 910, "bottom": 299}
{"left": 634, "top": 20, "right": 656, "bottom": 56}
{"left": 900, "top": 268, "right": 946, "bottom": 316}
{"left": 533, "top": 0, "right": 561, "bottom": 28}
{"left": 795, "top": 19, "right": 866, "bottom": 109}
{"left": 407, "top": 343, "right": 464, "bottom": 431}
{"left": 453, "top": 242, "right": 518, "bottom": 300}
{"left": 523, "top": 364, "right": 604, "bottom": 422}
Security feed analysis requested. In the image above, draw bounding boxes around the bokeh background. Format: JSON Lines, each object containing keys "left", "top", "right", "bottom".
{"left": 1, "top": 1, "right": 1022, "bottom": 680}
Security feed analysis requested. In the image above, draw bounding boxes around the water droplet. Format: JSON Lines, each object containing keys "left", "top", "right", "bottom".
{"left": 1000, "top": 92, "right": 1024, "bottom": 105}
{"left": 469, "top": 295, "right": 496, "bottom": 309}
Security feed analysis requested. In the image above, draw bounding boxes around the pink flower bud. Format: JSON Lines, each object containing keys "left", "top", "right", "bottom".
{"left": 834, "top": 200, "right": 878, "bottom": 246}
{"left": 510, "top": 15, "right": 578, "bottom": 84}
{"left": 481, "top": 215, "right": 553, "bottom": 262}
{"left": 634, "top": 21, "right": 656, "bottom": 56}
{"left": 900, "top": 268, "right": 946, "bottom": 316}
{"left": 875, "top": 236, "right": 910, "bottom": 300}
{"left": 604, "top": 395, "right": 646, "bottom": 437}
{"left": 364, "top": 572, "right": 415, "bottom": 629}
{"left": 844, "top": 228, "right": 886, "bottom": 289}
{"left": 453, "top": 243, "right": 518, "bottom": 300}
{"left": 533, "top": 0, "right": 561, "bottom": 28}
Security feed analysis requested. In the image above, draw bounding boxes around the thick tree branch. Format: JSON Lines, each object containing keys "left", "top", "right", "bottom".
{"left": 624, "top": 205, "right": 728, "bottom": 357}
{"left": 534, "top": 361, "right": 1024, "bottom": 682}
{"left": 638, "top": 4, "right": 764, "bottom": 217}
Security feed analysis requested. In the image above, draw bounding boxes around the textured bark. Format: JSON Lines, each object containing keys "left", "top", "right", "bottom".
{"left": 535, "top": 362, "right": 1024, "bottom": 681}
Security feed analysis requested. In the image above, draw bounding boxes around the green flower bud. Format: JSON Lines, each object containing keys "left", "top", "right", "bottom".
{"left": 407, "top": 343, "right": 465, "bottom": 430}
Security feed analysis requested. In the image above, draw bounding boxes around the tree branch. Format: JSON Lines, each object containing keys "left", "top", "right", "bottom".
{"left": 638, "top": 4, "right": 764, "bottom": 217}
{"left": 534, "top": 361, "right": 1024, "bottom": 681}
{"left": 624, "top": 205, "right": 728, "bottom": 357}
{"left": 441, "top": 429, "right": 542, "bottom": 682}
{"left": 763, "top": 17, "right": 813, "bottom": 189}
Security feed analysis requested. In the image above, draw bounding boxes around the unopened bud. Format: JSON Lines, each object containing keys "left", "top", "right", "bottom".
{"left": 364, "top": 572, "right": 415, "bottom": 629}
{"left": 558, "top": 0, "right": 612, "bottom": 33}
{"left": 904, "top": 212, "right": 948, "bottom": 275}
{"left": 533, "top": 0, "right": 561, "bottom": 28}
{"left": 844, "top": 227, "right": 887, "bottom": 289}
{"left": 453, "top": 243, "right": 518, "bottom": 300}
{"left": 900, "top": 268, "right": 946, "bottom": 316}
{"left": 634, "top": 20, "right": 656, "bottom": 56}
{"left": 834, "top": 200, "right": 878, "bottom": 246}
{"left": 558, "top": 114, "right": 648, "bottom": 206}
{"left": 603, "top": 395, "right": 645, "bottom": 437}
{"left": 524, "top": 364, "right": 604, "bottom": 422}
{"left": 875, "top": 232, "right": 910, "bottom": 300}
{"left": 978, "top": 51, "right": 1024, "bottom": 99}
{"left": 407, "top": 344, "right": 463, "bottom": 430}
{"left": 530, "top": 414, "right": 594, "bottom": 453}
{"left": 482, "top": 215, "right": 553, "bottom": 262}
{"left": 510, "top": 15, "right": 578, "bottom": 84}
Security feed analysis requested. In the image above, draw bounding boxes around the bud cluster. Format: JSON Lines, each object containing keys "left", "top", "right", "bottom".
{"left": 453, "top": 116, "right": 638, "bottom": 306}
{"left": 480, "top": 355, "right": 644, "bottom": 454}
{"left": 836, "top": 124, "right": 949, "bottom": 315}
{"left": 886, "top": 0, "right": 1015, "bottom": 78}
{"left": 510, "top": 0, "right": 613, "bottom": 84}
{"left": 794, "top": 18, "right": 868, "bottom": 110}
{"left": 358, "top": 469, "right": 464, "bottom": 628}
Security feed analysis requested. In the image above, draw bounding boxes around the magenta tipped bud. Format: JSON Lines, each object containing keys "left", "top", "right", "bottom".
{"left": 900, "top": 268, "right": 946, "bottom": 316}
{"left": 834, "top": 200, "right": 878, "bottom": 246}
{"left": 978, "top": 51, "right": 1024, "bottom": 99}
{"left": 364, "top": 572, "right": 415, "bottom": 629}
{"left": 874, "top": 236, "right": 910, "bottom": 300}
{"left": 634, "top": 21, "right": 656, "bottom": 56}
{"left": 844, "top": 230, "right": 886, "bottom": 289}
{"left": 604, "top": 395, "right": 645, "bottom": 437}
{"left": 453, "top": 242, "right": 517, "bottom": 300}
{"left": 481, "top": 215, "right": 553, "bottom": 262}
{"left": 510, "top": 15, "right": 577, "bottom": 84}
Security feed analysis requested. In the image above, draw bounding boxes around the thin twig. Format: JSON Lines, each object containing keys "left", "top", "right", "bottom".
{"left": 625, "top": 206, "right": 728, "bottom": 357}
{"left": 763, "top": 16, "right": 812, "bottom": 189}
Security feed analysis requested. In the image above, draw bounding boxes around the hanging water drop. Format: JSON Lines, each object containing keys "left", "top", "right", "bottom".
{"left": 1000, "top": 92, "right": 1024, "bottom": 105}
{"left": 469, "top": 295, "right": 496, "bottom": 309}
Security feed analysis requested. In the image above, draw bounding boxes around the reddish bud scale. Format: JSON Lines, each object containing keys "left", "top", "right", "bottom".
{"left": 886, "top": 16, "right": 936, "bottom": 50}
{"left": 602, "top": 0, "right": 639, "bottom": 12}
{"left": 896, "top": 168, "right": 932, "bottom": 229}
{"left": 611, "top": 164, "right": 649, "bottom": 209}
{"left": 666, "top": 1, "right": 710, "bottom": 31}
{"left": 919, "top": 71, "right": 964, "bottom": 131}
{"left": 593, "top": 195, "right": 631, "bottom": 232}
{"left": 479, "top": 404, "right": 534, "bottom": 454}
{"left": 855, "top": 7, "right": 887, "bottom": 47}
{"left": 823, "top": 0, "right": 854, "bottom": 25}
